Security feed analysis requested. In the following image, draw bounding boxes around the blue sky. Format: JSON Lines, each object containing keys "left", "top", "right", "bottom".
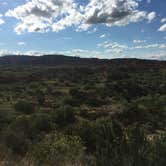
{"left": 0, "top": 0, "right": 166, "bottom": 59}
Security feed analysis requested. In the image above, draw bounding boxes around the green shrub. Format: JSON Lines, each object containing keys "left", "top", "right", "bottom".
{"left": 68, "top": 119, "right": 96, "bottom": 152}
{"left": 125, "top": 124, "right": 151, "bottom": 166}
{"left": 150, "top": 133, "right": 166, "bottom": 166}
{"left": 14, "top": 101, "right": 34, "bottom": 114}
{"left": 3, "top": 128, "right": 29, "bottom": 155}
{"left": 94, "top": 118, "right": 125, "bottom": 166}
{"left": 32, "top": 133, "right": 85, "bottom": 166}
{"left": 29, "top": 113, "right": 53, "bottom": 139}
{"left": 0, "top": 108, "right": 16, "bottom": 132}
{"left": 53, "top": 106, "right": 76, "bottom": 127}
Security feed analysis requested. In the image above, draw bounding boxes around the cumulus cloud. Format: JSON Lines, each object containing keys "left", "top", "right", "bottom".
{"left": 17, "top": 42, "right": 26, "bottom": 46}
{"left": 98, "top": 41, "right": 128, "bottom": 53}
{"left": 98, "top": 40, "right": 166, "bottom": 54}
{"left": 0, "top": 14, "right": 4, "bottom": 25}
{"left": 99, "top": 34, "right": 106, "bottom": 38}
{"left": 61, "top": 49, "right": 104, "bottom": 58}
{"left": 161, "top": 18, "right": 166, "bottom": 23}
{"left": 0, "top": 49, "right": 49, "bottom": 56}
{"left": 158, "top": 24, "right": 166, "bottom": 32}
{"left": 133, "top": 43, "right": 166, "bottom": 49}
{"left": 148, "top": 51, "right": 166, "bottom": 60}
{"left": 87, "top": 27, "right": 97, "bottom": 34}
{"left": 98, "top": 41, "right": 166, "bottom": 57}
{"left": 5, "top": 0, "right": 83, "bottom": 34}
{"left": 81, "top": 0, "right": 147, "bottom": 29}
{"left": 147, "top": 12, "right": 156, "bottom": 23}
{"left": 133, "top": 40, "right": 146, "bottom": 43}
{"left": 0, "top": 49, "right": 21, "bottom": 56}
{"left": 5, "top": 0, "right": 155, "bottom": 34}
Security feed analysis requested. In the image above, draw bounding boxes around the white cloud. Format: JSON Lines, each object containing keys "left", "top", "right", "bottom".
{"left": 98, "top": 41, "right": 128, "bottom": 53}
{"left": 87, "top": 27, "right": 97, "bottom": 34}
{"left": 61, "top": 49, "right": 104, "bottom": 58}
{"left": 81, "top": 0, "right": 147, "bottom": 29}
{"left": 132, "top": 43, "right": 166, "bottom": 49}
{"left": 0, "top": 49, "right": 21, "bottom": 56}
{"left": 158, "top": 24, "right": 166, "bottom": 32}
{"left": 5, "top": 0, "right": 154, "bottom": 34}
{"left": 98, "top": 40, "right": 166, "bottom": 54}
{"left": 159, "top": 44, "right": 166, "bottom": 49}
{"left": 99, "top": 34, "right": 106, "bottom": 38}
{"left": 0, "top": 19, "right": 4, "bottom": 25}
{"left": 133, "top": 40, "right": 146, "bottom": 43}
{"left": 147, "top": 12, "right": 156, "bottom": 23}
{"left": 147, "top": 51, "right": 166, "bottom": 60}
{"left": 0, "top": 49, "right": 48, "bottom": 56}
{"left": 17, "top": 42, "right": 26, "bottom": 46}
{"left": 161, "top": 18, "right": 166, "bottom": 23}
{"left": 5, "top": 0, "right": 83, "bottom": 34}
{"left": 0, "top": 14, "right": 4, "bottom": 25}
{"left": 0, "top": 48, "right": 104, "bottom": 58}
{"left": 147, "top": 0, "right": 151, "bottom": 4}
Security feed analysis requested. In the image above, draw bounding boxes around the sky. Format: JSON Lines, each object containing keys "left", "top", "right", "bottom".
{"left": 0, "top": 0, "right": 166, "bottom": 59}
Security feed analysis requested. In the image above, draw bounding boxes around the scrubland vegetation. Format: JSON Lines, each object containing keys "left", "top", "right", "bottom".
{"left": 0, "top": 57, "right": 166, "bottom": 166}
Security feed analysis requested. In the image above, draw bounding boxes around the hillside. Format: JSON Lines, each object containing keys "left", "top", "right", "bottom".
{"left": 0, "top": 55, "right": 166, "bottom": 166}
{"left": 0, "top": 55, "right": 166, "bottom": 66}
{"left": 0, "top": 55, "right": 107, "bottom": 66}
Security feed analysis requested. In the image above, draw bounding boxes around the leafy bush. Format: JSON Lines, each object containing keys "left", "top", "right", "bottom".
{"left": 29, "top": 113, "right": 53, "bottom": 139}
{"left": 14, "top": 100, "right": 34, "bottom": 114}
{"left": 94, "top": 118, "right": 125, "bottom": 166}
{"left": 3, "top": 128, "right": 29, "bottom": 155}
{"left": 68, "top": 119, "right": 96, "bottom": 152}
{"left": 125, "top": 124, "right": 151, "bottom": 166}
{"left": 53, "top": 106, "right": 76, "bottom": 127}
{"left": 150, "top": 134, "right": 166, "bottom": 166}
{"left": 35, "top": 89, "right": 45, "bottom": 105}
{"left": 0, "top": 108, "right": 16, "bottom": 132}
{"left": 32, "top": 133, "right": 85, "bottom": 166}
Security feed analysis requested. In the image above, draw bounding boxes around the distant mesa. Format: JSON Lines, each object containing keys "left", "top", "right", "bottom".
{"left": 0, "top": 54, "right": 165, "bottom": 66}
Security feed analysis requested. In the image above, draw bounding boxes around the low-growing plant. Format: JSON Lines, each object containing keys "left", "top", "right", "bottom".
{"left": 32, "top": 133, "right": 85, "bottom": 166}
